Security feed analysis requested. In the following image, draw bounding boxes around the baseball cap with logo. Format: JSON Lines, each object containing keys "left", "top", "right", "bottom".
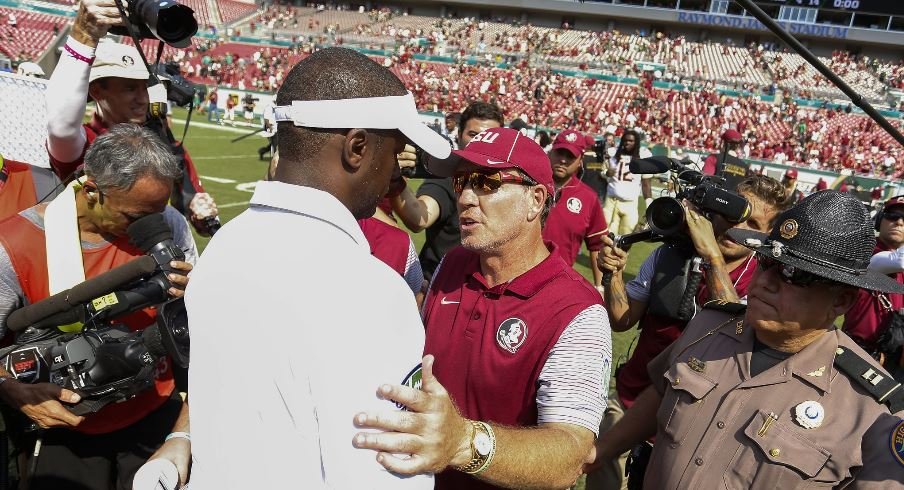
{"left": 784, "top": 168, "right": 799, "bottom": 179}
{"left": 428, "top": 127, "right": 554, "bottom": 196}
{"left": 89, "top": 41, "right": 150, "bottom": 84}
{"left": 551, "top": 129, "right": 587, "bottom": 158}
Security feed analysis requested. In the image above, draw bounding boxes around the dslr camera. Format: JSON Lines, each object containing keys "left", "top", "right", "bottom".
{"left": 109, "top": 0, "right": 198, "bottom": 48}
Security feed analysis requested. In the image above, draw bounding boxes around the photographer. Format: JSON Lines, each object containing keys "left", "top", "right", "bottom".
{"left": 44, "top": 0, "right": 220, "bottom": 236}
{"left": 701, "top": 129, "right": 749, "bottom": 191}
{"left": 0, "top": 124, "right": 197, "bottom": 490}
{"left": 844, "top": 195, "right": 904, "bottom": 380}
{"left": 585, "top": 175, "right": 788, "bottom": 490}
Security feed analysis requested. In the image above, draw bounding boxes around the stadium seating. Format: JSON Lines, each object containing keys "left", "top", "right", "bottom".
{"left": 0, "top": 7, "right": 66, "bottom": 61}
{"left": 218, "top": 0, "right": 258, "bottom": 25}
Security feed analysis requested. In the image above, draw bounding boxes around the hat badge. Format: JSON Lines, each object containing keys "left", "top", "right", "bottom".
{"left": 565, "top": 133, "right": 577, "bottom": 143}
{"left": 779, "top": 219, "right": 799, "bottom": 239}
{"left": 122, "top": 55, "right": 135, "bottom": 66}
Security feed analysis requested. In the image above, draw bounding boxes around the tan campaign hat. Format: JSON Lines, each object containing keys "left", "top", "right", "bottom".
{"left": 89, "top": 41, "right": 150, "bottom": 83}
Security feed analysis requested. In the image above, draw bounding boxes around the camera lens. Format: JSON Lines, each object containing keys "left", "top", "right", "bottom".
{"left": 135, "top": 0, "right": 198, "bottom": 48}
{"left": 647, "top": 197, "right": 686, "bottom": 236}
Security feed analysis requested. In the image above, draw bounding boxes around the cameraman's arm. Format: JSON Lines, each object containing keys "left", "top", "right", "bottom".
{"left": 599, "top": 235, "right": 648, "bottom": 332}
{"left": 868, "top": 246, "right": 904, "bottom": 275}
{"left": 46, "top": 0, "right": 125, "bottom": 170}
{"left": 392, "top": 187, "right": 441, "bottom": 233}
{"left": 684, "top": 205, "right": 739, "bottom": 303}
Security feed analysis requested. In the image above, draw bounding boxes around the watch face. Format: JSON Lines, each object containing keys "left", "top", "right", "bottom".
{"left": 474, "top": 432, "right": 492, "bottom": 457}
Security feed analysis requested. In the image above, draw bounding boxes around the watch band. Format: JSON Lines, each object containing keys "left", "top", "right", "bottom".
{"left": 456, "top": 421, "right": 496, "bottom": 475}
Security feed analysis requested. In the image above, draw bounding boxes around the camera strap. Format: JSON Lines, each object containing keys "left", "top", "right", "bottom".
{"left": 43, "top": 180, "right": 86, "bottom": 333}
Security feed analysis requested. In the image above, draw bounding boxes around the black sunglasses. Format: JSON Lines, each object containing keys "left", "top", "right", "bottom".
{"left": 883, "top": 211, "right": 904, "bottom": 223}
{"left": 756, "top": 253, "right": 834, "bottom": 288}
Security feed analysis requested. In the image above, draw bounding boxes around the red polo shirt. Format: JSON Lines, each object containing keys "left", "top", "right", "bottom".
{"left": 616, "top": 254, "right": 758, "bottom": 408}
{"left": 843, "top": 242, "right": 904, "bottom": 348}
{"left": 357, "top": 217, "right": 409, "bottom": 278}
{"left": 542, "top": 177, "right": 608, "bottom": 266}
{"left": 422, "top": 244, "right": 602, "bottom": 490}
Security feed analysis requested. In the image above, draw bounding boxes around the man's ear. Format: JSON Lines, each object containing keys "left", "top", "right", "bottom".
{"left": 342, "top": 129, "right": 370, "bottom": 171}
{"left": 527, "top": 186, "right": 547, "bottom": 222}
{"left": 829, "top": 286, "right": 858, "bottom": 319}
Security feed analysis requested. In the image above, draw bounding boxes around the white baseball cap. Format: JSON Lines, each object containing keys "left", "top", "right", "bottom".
{"left": 89, "top": 41, "right": 150, "bottom": 83}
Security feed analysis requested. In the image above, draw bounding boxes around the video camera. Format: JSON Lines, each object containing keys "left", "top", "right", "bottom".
{"left": 613, "top": 156, "right": 751, "bottom": 249}
{"left": 156, "top": 63, "right": 196, "bottom": 108}
{"left": 0, "top": 214, "right": 190, "bottom": 416}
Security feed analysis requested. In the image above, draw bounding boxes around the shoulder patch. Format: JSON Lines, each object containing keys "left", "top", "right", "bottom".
{"left": 834, "top": 347, "right": 904, "bottom": 413}
{"left": 702, "top": 299, "right": 747, "bottom": 315}
{"left": 892, "top": 419, "right": 904, "bottom": 467}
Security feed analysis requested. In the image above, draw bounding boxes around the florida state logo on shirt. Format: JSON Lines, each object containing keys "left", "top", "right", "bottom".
{"left": 566, "top": 197, "right": 582, "bottom": 214}
{"left": 496, "top": 318, "right": 528, "bottom": 354}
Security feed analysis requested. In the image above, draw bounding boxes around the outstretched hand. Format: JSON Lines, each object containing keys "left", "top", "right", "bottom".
{"left": 352, "top": 355, "right": 471, "bottom": 475}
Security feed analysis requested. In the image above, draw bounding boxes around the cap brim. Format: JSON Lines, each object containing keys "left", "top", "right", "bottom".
{"left": 89, "top": 67, "right": 151, "bottom": 83}
{"left": 399, "top": 120, "right": 451, "bottom": 160}
{"left": 726, "top": 228, "right": 904, "bottom": 293}
{"left": 426, "top": 147, "right": 519, "bottom": 178}
{"left": 552, "top": 143, "right": 581, "bottom": 158}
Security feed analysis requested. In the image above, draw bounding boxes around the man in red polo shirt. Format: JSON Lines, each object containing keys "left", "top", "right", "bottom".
{"left": 783, "top": 167, "right": 805, "bottom": 204}
{"left": 543, "top": 129, "right": 608, "bottom": 291}
{"left": 586, "top": 174, "right": 788, "bottom": 490}
{"left": 44, "top": 0, "right": 219, "bottom": 235}
{"left": 353, "top": 127, "right": 611, "bottom": 490}
{"left": 844, "top": 195, "right": 904, "bottom": 380}
{"left": 0, "top": 155, "right": 60, "bottom": 221}
{"left": 0, "top": 125, "right": 196, "bottom": 489}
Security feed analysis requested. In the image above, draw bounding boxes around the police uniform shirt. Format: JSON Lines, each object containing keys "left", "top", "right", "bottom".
{"left": 644, "top": 307, "right": 904, "bottom": 489}
{"left": 185, "top": 181, "right": 432, "bottom": 490}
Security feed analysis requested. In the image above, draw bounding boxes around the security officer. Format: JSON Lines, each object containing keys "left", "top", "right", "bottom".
{"left": 586, "top": 190, "right": 904, "bottom": 488}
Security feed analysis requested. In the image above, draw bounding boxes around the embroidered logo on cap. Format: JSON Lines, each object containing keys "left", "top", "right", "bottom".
{"left": 496, "top": 318, "right": 528, "bottom": 354}
{"left": 566, "top": 197, "right": 582, "bottom": 214}
{"left": 565, "top": 132, "right": 577, "bottom": 142}
{"left": 891, "top": 419, "right": 904, "bottom": 467}
{"left": 121, "top": 55, "right": 135, "bottom": 66}
{"left": 779, "top": 219, "right": 799, "bottom": 239}
{"left": 470, "top": 130, "right": 500, "bottom": 145}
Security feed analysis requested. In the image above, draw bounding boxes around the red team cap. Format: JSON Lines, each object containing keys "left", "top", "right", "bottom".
{"left": 428, "top": 127, "right": 555, "bottom": 196}
{"left": 550, "top": 129, "right": 588, "bottom": 158}
{"left": 784, "top": 168, "right": 799, "bottom": 179}
{"left": 721, "top": 129, "right": 744, "bottom": 143}
{"left": 883, "top": 195, "right": 904, "bottom": 211}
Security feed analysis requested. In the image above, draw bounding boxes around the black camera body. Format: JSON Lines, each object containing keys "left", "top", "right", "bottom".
{"left": 0, "top": 214, "right": 190, "bottom": 415}
{"left": 109, "top": 0, "right": 198, "bottom": 48}
{"left": 157, "top": 63, "right": 196, "bottom": 108}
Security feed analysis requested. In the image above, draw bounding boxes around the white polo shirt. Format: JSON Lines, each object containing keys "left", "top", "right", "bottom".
{"left": 186, "top": 181, "right": 432, "bottom": 490}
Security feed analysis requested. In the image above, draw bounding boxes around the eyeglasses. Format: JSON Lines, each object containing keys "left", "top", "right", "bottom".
{"left": 883, "top": 211, "right": 904, "bottom": 223}
{"left": 756, "top": 253, "right": 834, "bottom": 288}
{"left": 452, "top": 171, "right": 538, "bottom": 194}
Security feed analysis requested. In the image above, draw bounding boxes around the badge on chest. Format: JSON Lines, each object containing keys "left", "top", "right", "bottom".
{"left": 497, "top": 318, "right": 528, "bottom": 354}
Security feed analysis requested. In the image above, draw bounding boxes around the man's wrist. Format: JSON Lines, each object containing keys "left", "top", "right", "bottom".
{"left": 451, "top": 418, "right": 476, "bottom": 468}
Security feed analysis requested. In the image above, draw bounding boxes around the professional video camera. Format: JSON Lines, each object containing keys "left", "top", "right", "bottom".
{"left": 108, "top": 0, "right": 198, "bottom": 48}
{"left": 605, "top": 156, "right": 752, "bottom": 323}
{"left": 613, "top": 155, "right": 751, "bottom": 250}
{"left": 0, "top": 214, "right": 190, "bottom": 416}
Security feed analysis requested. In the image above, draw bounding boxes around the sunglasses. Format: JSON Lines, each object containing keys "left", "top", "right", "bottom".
{"left": 452, "top": 171, "right": 538, "bottom": 195}
{"left": 883, "top": 211, "right": 904, "bottom": 222}
{"left": 756, "top": 253, "right": 834, "bottom": 288}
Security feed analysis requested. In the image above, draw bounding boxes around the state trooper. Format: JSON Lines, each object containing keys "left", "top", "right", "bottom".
{"left": 585, "top": 190, "right": 904, "bottom": 489}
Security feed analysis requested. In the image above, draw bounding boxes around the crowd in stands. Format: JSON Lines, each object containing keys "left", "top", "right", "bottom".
{"left": 1, "top": 2, "right": 902, "bottom": 179}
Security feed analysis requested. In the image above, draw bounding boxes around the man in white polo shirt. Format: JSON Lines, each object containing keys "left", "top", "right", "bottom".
{"left": 184, "top": 47, "right": 451, "bottom": 489}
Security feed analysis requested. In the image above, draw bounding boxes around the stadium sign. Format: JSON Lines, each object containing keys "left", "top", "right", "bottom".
{"left": 677, "top": 12, "right": 849, "bottom": 39}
